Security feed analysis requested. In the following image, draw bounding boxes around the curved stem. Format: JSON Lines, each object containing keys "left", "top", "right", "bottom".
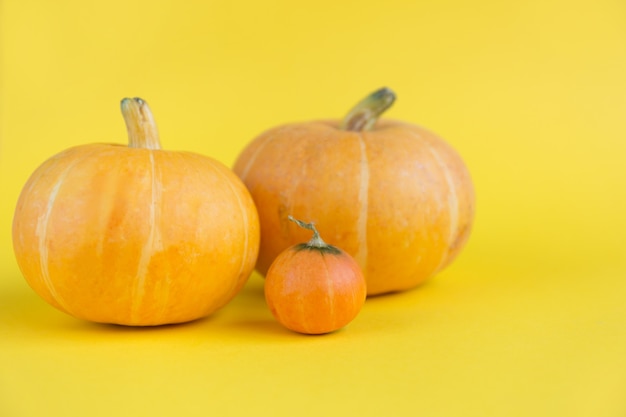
{"left": 288, "top": 215, "right": 327, "bottom": 248}
{"left": 340, "top": 87, "right": 396, "bottom": 131}
{"left": 121, "top": 97, "right": 162, "bottom": 150}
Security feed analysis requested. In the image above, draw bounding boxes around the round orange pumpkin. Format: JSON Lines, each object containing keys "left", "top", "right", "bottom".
{"left": 265, "top": 216, "right": 366, "bottom": 335}
{"left": 233, "top": 88, "right": 474, "bottom": 295}
{"left": 12, "top": 98, "right": 260, "bottom": 325}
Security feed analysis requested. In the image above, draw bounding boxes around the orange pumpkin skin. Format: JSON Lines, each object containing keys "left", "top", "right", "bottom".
{"left": 12, "top": 100, "right": 260, "bottom": 326}
{"left": 234, "top": 118, "right": 474, "bottom": 295}
{"left": 265, "top": 240, "right": 366, "bottom": 334}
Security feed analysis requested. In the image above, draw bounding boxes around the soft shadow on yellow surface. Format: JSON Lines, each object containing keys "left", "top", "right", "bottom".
{"left": 2, "top": 263, "right": 625, "bottom": 417}
{"left": 0, "top": 272, "right": 273, "bottom": 340}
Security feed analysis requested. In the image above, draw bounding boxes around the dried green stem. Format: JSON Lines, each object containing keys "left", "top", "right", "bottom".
{"left": 340, "top": 87, "right": 396, "bottom": 131}
{"left": 288, "top": 215, "right": 327, "bottom": 248}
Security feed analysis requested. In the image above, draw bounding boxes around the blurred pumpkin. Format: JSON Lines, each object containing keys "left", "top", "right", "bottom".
{"left": 233, "top": 88, "right": 474, "bottom": 295}
{"left": 12, "top": 98, "right": 260, "bottom": 325}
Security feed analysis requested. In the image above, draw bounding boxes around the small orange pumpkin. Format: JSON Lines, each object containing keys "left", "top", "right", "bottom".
{"left": 12, "top": 98, "right": 260, "bottom": 326}
{"left": 234, "top": 88, "right": 475, "bottom": 295}
{"left": 264, "top": 216, "right": 366, "bottom": 334}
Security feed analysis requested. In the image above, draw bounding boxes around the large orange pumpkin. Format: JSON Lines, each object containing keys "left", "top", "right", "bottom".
{"left": 233, "top": 88, "right": 474, "bottom": 295}
{"left": 12, "top": 98, "right": 260, "bottom": 325}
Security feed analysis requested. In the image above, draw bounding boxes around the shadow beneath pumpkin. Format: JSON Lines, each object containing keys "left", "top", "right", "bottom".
{"left": 363, "top": 274, "right": 442, "bottom": 301}
{"left": 225, "top": 318, "right": 289, "bottom": 337}
{"left": 0, "top": 276, "right": 216, "bottom": 337}
{"left": 208, "top": 274, "right": 344, "bottom": 339}
{"left": 0, "top": 281, "right": 81, "bottom": 334}
{"left": 85, "top": 315, "right": 215, "bottom": 333}
{"left": 5, "top": 271, "right": 446, "bottom": 340}
{"left": 211, "top": 274, "right": 291, "bottom": 337}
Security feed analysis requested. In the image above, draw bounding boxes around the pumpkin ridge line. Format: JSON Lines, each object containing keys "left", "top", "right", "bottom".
{"left": 355, "top": 132, "right": 369, "bottom": 272}
{"left": 406, "top": 130, "right": 459, "bottom": 273}
{"left": 35, "top": 149, "right": 99, "bottom": 315}
{"left": 16, "top": 148, "right": 73, "bottom": 250}
{"left": 23, "top": 147, "right": 78, "bottom": 199}
{"left": 154, "top": 152, "right": 192, "bottom": 322}
{"left": 205, "top": 156, "right": 251, "bottom": 308}
{"left": 322, "top": 254, "right": 336, "bottom": 331}
{"left": 131, "top": 151, "right": 162, "bottom": 322}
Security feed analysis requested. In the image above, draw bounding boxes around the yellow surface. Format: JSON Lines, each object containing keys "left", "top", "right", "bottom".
{"left": 1, "top": 0, "right": 625, "bottom": 416}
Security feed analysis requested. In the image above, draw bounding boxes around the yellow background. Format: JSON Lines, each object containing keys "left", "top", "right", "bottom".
{"left": 1, "top": 0, "right": 625, "bottom": 416}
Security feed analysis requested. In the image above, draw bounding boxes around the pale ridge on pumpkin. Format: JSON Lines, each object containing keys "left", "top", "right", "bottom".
{"left": 131, "top": 151, "right": 164, "bottom": 322}
{"left": 297, "top": 283, "right": 312, "bottom": 334}
{"left": 206, "top": 158, "right": 250, "bottom": 300}
{"left": 408, "top": 131, "right": 460, "bottom": 273}
{"left": 323, "top": 257, "right": 336, "bottom": 330}
{"left": 355, "top": 133, "right": 370, "bottom": 272}
{"left": 35, "top": 156, "right": 84, "bottom": 314}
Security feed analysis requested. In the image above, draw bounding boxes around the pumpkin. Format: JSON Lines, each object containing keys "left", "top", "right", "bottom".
{"left": 12, "top": 98, "right": 260, "bottom": 326}
{"left": 233, "top": 88, "right": 474, "bottom": 295}
{"left": 264, "top": 216, "right": 366, "bottom": 334}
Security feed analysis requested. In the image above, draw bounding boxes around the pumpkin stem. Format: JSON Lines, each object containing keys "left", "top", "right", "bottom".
{"left": 121, "top": 97, "right": 162, "bottom": 150}
{"left": 340, "top": 87, "right": 396, "bottom": 131}
{"left": 288, "top": 215, "right": 327, "bottom": 248}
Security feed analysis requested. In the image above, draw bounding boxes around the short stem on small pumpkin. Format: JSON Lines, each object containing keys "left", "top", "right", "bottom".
{"left": 340, "top": 87, "right": 396, "bottom": 132}
{"left": 121, "top": 97, "right": 162, "bottom": 150}
{"left": 288, "top": 215, "right": 327, "bottom": 248}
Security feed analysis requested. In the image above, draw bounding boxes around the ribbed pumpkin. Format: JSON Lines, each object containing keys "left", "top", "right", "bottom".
{"left": 12, "top": 98, "right": 260, "bottom": 325}
{"left": 233, "top": 88, "right": 474, "bottom": 295}
{"left": 265, "top": 216, "right": 366, "bottom": 334}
